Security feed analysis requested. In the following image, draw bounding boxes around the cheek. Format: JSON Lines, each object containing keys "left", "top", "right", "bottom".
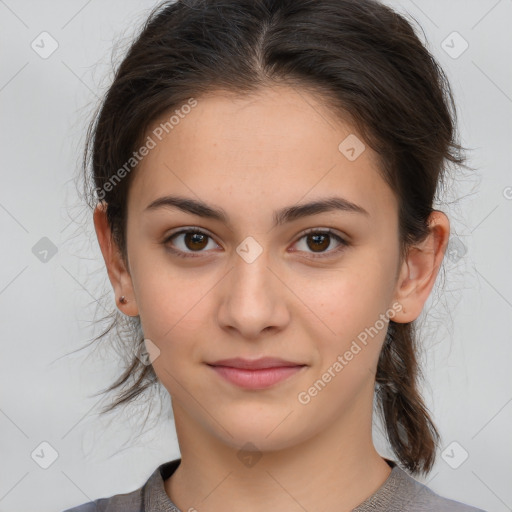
{"left": 308, "top": 251, "right": 396, "bottom": 364}
{"left": 129, "top": 250, "right": 213, "bottom": 348}
{"left": 137, "top": 277, "right": 209, "bottom": 395}
{"left": 320, "top": 259, "right": 394, "bottom": 328}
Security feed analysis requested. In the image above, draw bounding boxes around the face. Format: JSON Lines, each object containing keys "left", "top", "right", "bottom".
{"left": 118, "top": 85, "right": 405, "bottom": 452}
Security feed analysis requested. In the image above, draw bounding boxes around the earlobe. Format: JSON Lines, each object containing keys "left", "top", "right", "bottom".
{"left": 391, "top": 210, "right": 450, "bottom": 323}
{"left": 93, "top": 202, "right": 139, "bottom": 317}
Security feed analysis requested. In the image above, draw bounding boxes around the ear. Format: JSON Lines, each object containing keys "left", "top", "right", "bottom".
{"left": 93, "top": 202, "right": 139, "bottom": 317}
{"left": 391, "top": 210, "right": 450, "bottom": 323}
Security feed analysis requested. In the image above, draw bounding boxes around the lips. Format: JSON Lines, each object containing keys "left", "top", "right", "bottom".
{"left": 208, "top": 357, "right": 304, "bottom": 370}
{"left": 207, "top": 357, "right": 306, "bottom": 389}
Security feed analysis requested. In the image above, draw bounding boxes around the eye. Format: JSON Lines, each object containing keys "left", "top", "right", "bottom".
{"left": 163, "top": 228, "right": 220, "bottom": 258}
{"left": 292, "top": 228, "right": 348, "bottom": 258}
{"left": 163, "top": 227, "right": 349, "bottom": 259}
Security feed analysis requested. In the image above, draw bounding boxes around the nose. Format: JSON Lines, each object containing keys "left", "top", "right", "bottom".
{"left": 217, "top": 249, "right": 291, "bottom": 340}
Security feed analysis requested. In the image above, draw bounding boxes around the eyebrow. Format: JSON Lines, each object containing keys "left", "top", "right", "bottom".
{"left": 144, "top": 194, "right": 369, "bottom": 227}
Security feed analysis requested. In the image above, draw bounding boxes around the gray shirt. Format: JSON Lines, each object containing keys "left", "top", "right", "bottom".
{"left": 62, "top": 458, "right": 487, "bottom": 512}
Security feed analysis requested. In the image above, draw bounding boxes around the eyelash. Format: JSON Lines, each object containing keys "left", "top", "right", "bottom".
{"left": 162, "top": 227, "right": 349, "bottom": 259}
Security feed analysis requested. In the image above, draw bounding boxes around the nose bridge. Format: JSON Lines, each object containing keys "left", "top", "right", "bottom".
{"left": 217, "top": 242, "right": 289, "bottom": 337}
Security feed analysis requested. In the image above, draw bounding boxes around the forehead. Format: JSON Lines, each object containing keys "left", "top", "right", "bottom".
{"left": 127, "top": 85, "right": 395, "bottom": 221}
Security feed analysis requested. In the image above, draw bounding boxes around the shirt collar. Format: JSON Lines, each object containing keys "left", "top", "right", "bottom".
{"left": 144, "top": 458, "right": 182, "bottom": 512}
{"left": 143, "top": 457, "right": 421, "bottom": 512}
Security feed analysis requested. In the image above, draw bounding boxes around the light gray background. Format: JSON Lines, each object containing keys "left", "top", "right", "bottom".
{"left": 0, "top": 1, "right": 511, "bottom": 511}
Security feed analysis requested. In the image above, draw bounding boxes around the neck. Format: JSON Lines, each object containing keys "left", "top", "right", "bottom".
{"left": 165, "top": 394, "right": 392, "bottom": 512}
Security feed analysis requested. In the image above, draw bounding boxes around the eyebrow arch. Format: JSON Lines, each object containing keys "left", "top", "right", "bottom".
{"left": 144, "top": 194, "right": 369, "bottom": 227}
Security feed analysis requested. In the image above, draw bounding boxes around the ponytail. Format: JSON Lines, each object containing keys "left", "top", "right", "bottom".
{"left": 376, "top": 321, "right": 440, "bottom": 475}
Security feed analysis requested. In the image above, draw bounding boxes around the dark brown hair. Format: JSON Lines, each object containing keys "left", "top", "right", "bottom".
{"left": 81, "top": 0, "right": 467, "bottom": 475}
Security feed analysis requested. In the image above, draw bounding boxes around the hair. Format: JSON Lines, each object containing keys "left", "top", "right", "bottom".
{"left": 80, "top": 0, "right": 467, "bottom": 475}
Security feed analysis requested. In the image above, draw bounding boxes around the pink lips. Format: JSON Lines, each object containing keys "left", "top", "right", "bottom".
{"left": 207, "top": 357, "right": 306, "bottom": 389}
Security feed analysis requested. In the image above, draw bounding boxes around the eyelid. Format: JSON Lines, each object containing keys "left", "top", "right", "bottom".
{"left": 297, "top": 226, "right": 348, "bottom": 241}
{"left": 164, "top": 225, "right": 217, "bottom": 241}
{"left": 290, "top": 227, "right": 349, "bottom": 258}
{"left": 162, "top": 226, "right": 221, "bottom": 257}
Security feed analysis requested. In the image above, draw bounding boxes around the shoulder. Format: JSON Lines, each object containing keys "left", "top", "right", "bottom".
{"left": 61, "top": 486, "right": 143, "bottom": 512}
{"left": 394, "top": 466, "right": 487, "bottom": 512}
{"left": 413, "top": 486, "right": 487, "bottom": 511}
{"left": 414, "top": 484, "right": 486, "bottom": 511}
{"left": 60, "top": 458, "right": 181, "bottom": 512}
{"left": 355, "top": 459, "right": 487, "bottom": 512}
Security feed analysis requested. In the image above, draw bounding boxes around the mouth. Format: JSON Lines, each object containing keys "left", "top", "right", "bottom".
{"left": 206, "top": 357, "right": 307, "bottom": 389}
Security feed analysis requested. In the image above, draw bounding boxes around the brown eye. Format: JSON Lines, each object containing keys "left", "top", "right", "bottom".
{"left": 306, "top": 233, "right": 331, "bottom": 252}
{"left": 293, "top": 229, "right": 348, "bottom": 258}
{"left": 164, "top": 229, "right": 219, "bottom": 257}
{"left": 184, "top": 232, "right": 208, "bottom": 251}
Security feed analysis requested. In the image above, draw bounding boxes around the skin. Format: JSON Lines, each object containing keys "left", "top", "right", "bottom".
{"left": 94, "top": 84, "right": 450, "bottom": 512}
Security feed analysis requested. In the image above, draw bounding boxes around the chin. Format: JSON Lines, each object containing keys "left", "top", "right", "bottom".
{"left": 208, "top": 411, "right": 312, "bottom": 454}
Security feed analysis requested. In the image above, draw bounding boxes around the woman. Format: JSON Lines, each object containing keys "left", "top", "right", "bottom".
{"left": 64, "top": 0, "right": 485, "bottom": 510}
